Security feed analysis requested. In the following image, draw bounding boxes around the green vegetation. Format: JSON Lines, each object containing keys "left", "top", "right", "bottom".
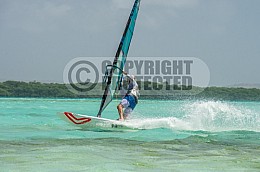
{"left": 0, "top": 81, "right": 260, "bottom": 101}
{"left": 197, "top": 87, "right": 260, "bottom": 101}
{"left": 0, "top": 81, "right": 76, "bottom": 98}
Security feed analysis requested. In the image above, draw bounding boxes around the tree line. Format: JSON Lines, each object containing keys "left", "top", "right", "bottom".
{"left": 0, "top": 80, "right": 260, "bottom": 101}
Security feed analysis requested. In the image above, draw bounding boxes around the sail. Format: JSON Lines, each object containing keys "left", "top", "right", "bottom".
{"left": 97, "top": 0, "right": 141, "bottom": 117}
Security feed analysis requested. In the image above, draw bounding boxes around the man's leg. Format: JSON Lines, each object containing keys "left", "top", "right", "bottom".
{"left": 123, "top": 107, "right": 133, "bottom": 119}
{"left": 117, "top": 104, "right": 124, "bottom": 120}
{"left": 117, "top": 99, "right": 129, "bottom": 120}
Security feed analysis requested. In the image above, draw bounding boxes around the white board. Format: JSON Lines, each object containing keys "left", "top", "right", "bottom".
{"left": 57, "top": 112, "right": 138, "bottom": 131}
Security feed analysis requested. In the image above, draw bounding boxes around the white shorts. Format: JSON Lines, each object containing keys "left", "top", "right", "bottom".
{"left": 120, "top": 99, "right": 133, "bottom": 116}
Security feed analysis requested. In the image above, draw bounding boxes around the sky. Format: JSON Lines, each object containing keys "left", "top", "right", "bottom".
{"left": 0, "top": 0, "right": 259, "bottom": 86}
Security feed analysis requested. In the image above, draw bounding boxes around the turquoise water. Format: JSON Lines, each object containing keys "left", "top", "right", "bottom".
{"left": 0, "top": 98, "right": 259, "bottom": 171}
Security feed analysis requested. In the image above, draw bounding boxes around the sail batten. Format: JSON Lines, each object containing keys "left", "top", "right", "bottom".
{"left": 97, "top": 0, "right": 141, "bottom": 117}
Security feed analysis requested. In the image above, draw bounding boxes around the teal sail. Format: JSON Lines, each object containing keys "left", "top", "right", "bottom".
{"left": 97, "top": 0, "right": 141, "bottom": 117}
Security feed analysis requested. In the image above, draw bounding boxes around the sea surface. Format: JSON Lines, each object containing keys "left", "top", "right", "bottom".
{"left": 0, "top": 98, "right": 259, "bottom": 171}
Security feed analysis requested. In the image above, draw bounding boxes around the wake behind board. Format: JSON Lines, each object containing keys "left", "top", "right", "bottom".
{"left": 58, "top": 112, "right": 138, "bottom": 131}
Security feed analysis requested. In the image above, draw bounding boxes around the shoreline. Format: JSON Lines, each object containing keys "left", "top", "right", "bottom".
{"left": 1, "top": 80, "right": 260, "bottom": 101}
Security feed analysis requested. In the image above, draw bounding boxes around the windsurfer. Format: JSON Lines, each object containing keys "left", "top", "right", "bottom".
{"left": 117, "top": 71, "right": 140, "bottom": 120}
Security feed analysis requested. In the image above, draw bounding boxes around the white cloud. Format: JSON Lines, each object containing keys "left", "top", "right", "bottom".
{"left": 142, "top": 0, "right": 199, "bottom": 8}
{"left": 111, "top": 0, "right": 133, "bottom": 9}
{"left": 39, "top": 2, "right": 72, "bottom": 18}
{"left": 111, "top": 0, "right": 199, "bottom": 9}
{"left": 1, "top": 1, "right": 73, "bottom": 33}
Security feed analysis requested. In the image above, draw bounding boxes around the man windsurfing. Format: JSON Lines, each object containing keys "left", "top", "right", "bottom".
{"left": 117, "top": 71, "right": 140, "bottom": 120}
